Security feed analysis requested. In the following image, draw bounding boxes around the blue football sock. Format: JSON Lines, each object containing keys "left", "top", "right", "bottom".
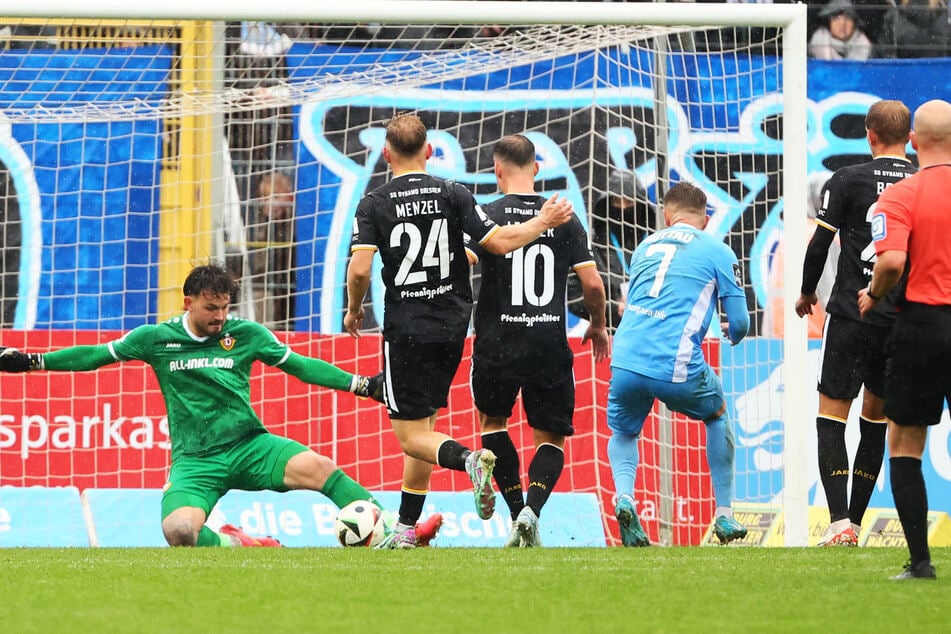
{"left": 607, "top": 432, "right": 639, "bottom": 502}
{"left": 705, "top": 412, "right": 736, "bottom": 509}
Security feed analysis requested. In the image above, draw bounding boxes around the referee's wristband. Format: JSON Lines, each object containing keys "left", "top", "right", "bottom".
{"left": 866, "top": 285, "right": 881, "bottom": 301}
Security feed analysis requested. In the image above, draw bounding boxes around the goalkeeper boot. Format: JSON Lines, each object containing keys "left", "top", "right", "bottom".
{"left": 220, "top": 524, "right": 282, "bottom": 547}
{"left": 713, "top": 515, "right": 748, "bottom": 545}
{"left": 465, "top": 449, "right": 497, "bottom": 520}
{"left": 891, "top": 559, "right": 937, "bottom": 580}
{"left": 615, "top": 496, "right": 650, "bottom": 547}
{"left": 414, "top": 513, "right": 444, "bottom": 547}
{"left": 514, "top": 506, "right": 542, "bottom": 548}
{"left": 374, "top": 523, "right": 417, "bottom": 550}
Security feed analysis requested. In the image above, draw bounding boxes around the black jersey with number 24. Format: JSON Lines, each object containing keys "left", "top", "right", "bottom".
{"left": 351, "top": 172, "right": 497, "bottom": 342}
{"left": 815, "top": 156, "right": 916, "bottom": 324}
{"left": 472, "top": 193, "right": 594, "bottom": 374}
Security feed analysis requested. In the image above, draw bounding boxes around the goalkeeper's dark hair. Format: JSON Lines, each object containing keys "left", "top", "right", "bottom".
{"left": 183, "top": 263, "right": 240, "bottom": 299}
{"left": 493, "top": 134, "right": 536, "bottom": 168}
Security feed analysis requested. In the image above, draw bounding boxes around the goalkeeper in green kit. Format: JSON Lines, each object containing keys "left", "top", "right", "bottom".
{"left": 0, "top": 263, "right": 441, "bottom": 547}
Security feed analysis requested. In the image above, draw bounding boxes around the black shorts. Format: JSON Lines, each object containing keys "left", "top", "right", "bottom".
{"left": 884, "top": 303, "right": 951, "bottom": 427}
{"left": 817, "top": 314, "right": 891, "bottom": 400}
{"left": 470, "top": 361, "right": 575, "bottom": 436}
{"left": 383, "top": 338, "right": 464, "bottom": 421}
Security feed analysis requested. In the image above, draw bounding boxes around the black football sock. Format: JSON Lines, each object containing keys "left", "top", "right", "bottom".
{"left": 890, "top": 456, "right": 931, "bottom": 566}
{"left": 436, "top": 439, "right": 470, "bottom": 472}
{"left": 816, "top": 416, "right": 849, "bottom": 522}
{"left": 526, "top": 443, "right": 565, "bottom": 518}
{"left": 849, "top": 417, "right": 886, "bottom": 525}
{"left": 398, "top": 489, "right": 426, "bottom": 526}
{"left": 481, "top": 430, "right": 524, "bottom": 520}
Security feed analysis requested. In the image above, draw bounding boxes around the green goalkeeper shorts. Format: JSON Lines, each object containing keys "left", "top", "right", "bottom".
{"left": 161, "top": 432, "right": 309, "bottom": 519}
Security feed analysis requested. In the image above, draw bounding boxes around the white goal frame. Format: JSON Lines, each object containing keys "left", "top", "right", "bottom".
{"left": 5, "top": 0, "right": 810, "bottom": 546}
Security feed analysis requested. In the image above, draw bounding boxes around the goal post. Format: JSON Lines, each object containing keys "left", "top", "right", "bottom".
{"left": 0, "top": 2, "right": 809, "bottom": 546}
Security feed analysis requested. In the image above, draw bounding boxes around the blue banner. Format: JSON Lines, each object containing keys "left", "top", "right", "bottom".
{"left": 83, "top": 488, "right": 605, "bottom": 548}
{"left": 0, "top": 486, "right": 88, "bottom": 547}
{"left": 3, "top": 46, "right": 951, "bottom": 333}
{"left": 0, "top": 45, "right": 169, "bottom": 329}
{"left": 723, "top": 338, "right": 951, "bottom": 517}
{"left": 289, "top": 46, "right": 951, "bottom": 334}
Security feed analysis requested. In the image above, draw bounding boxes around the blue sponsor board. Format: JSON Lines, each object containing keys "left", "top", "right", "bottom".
{"left": 84, "top": 488, "right": 167, "bottom": 547}
{"left": 722, "top": 338, "right": 951, "bottom": 517}
{"left": 0, "top": 486, "right": 88, "bottom": 547}
{"left": 84, "top": 488, "right": 604, "bottom": 547}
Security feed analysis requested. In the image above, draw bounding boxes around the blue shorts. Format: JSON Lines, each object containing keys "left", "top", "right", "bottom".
{"left": 607, "top": 365, "right": 725, "bottom": 437}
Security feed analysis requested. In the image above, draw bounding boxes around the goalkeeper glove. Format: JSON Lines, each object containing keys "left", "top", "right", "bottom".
{"left": 0, "top": 347, "right": 44, "bottom": 372}
{"left": 352, "top": 372, "right": 385, "bottom": 403}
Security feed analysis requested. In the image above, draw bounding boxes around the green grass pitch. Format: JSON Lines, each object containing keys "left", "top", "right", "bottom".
{"left": 0, "top": 547, "right": 945, "bottom": 632}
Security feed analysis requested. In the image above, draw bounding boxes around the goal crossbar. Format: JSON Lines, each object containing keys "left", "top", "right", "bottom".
{"left": 8, "top": 1, "right": 807, "bottom": 28}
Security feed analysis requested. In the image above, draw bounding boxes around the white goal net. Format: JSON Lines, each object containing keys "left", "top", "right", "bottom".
{"left": 0, "top": 1, "right": 809, "bottom": 546}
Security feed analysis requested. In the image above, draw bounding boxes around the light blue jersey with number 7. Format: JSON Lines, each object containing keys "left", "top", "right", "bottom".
{"left": 611, "top": 222, "right": 747, "bottom": 383}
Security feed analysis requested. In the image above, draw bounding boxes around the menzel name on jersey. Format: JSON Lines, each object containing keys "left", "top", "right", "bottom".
{"left": 168, "top": 357, "right": 235, "bottom": 372}
{"left": 395, "top": 199, "right": 442, "bottom": 217}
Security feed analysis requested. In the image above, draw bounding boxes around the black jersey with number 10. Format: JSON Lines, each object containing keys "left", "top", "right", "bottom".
{"left": 472, "top": 193, "right": 594, "bottom": 374}
{"left": 816, "top": 156, "right": 916, "bottom": 324}
{"left": 351, "top": 172, "right": 497, "bottom": 342}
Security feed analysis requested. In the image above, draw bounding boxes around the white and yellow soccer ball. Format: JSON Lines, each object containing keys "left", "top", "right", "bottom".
{"left": 334, "top": 500, "right": 387, "bottom": 547}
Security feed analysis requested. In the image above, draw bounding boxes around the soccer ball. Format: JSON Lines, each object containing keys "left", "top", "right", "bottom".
{"left": 334, "top": 500, "right": 385, "bottom": 547}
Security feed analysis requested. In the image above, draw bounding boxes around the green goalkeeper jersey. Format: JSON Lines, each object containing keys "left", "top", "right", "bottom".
{"left": 108, "top": 313, "right": 293, "bottom": 460}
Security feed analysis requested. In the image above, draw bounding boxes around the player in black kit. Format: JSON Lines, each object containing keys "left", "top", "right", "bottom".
{"left": 344, "top": 114, "right": 574, "bottom": 548}
{"left": 470, "top": 135, "right": 609, "bottom": 547}
{"left": 795, "top": 100, "right": 916, "bottom": 547}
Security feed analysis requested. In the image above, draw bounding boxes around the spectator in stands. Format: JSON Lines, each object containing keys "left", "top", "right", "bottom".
{"left": 880, "top": 0, "right": 950, "bottom": 58}
{"left": 809, "top": 0, "right": 874, "bottom": 60}
{"left": 0, "top": 23, "right": 57, "bottom": 49}
{"left": 694, "top": 0, "right": 792, "bottom": 55}
{"left": 248, "top": 171, "right": 296, "bottom": 329}
{"left": 238, "top": 22, "right": 294, "bottom": 59}
{"left": 568, "top": 170, "right": 657, "bottom": 332}
{"left": 846, "top": 0, "right": 893, "bottom": 47}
